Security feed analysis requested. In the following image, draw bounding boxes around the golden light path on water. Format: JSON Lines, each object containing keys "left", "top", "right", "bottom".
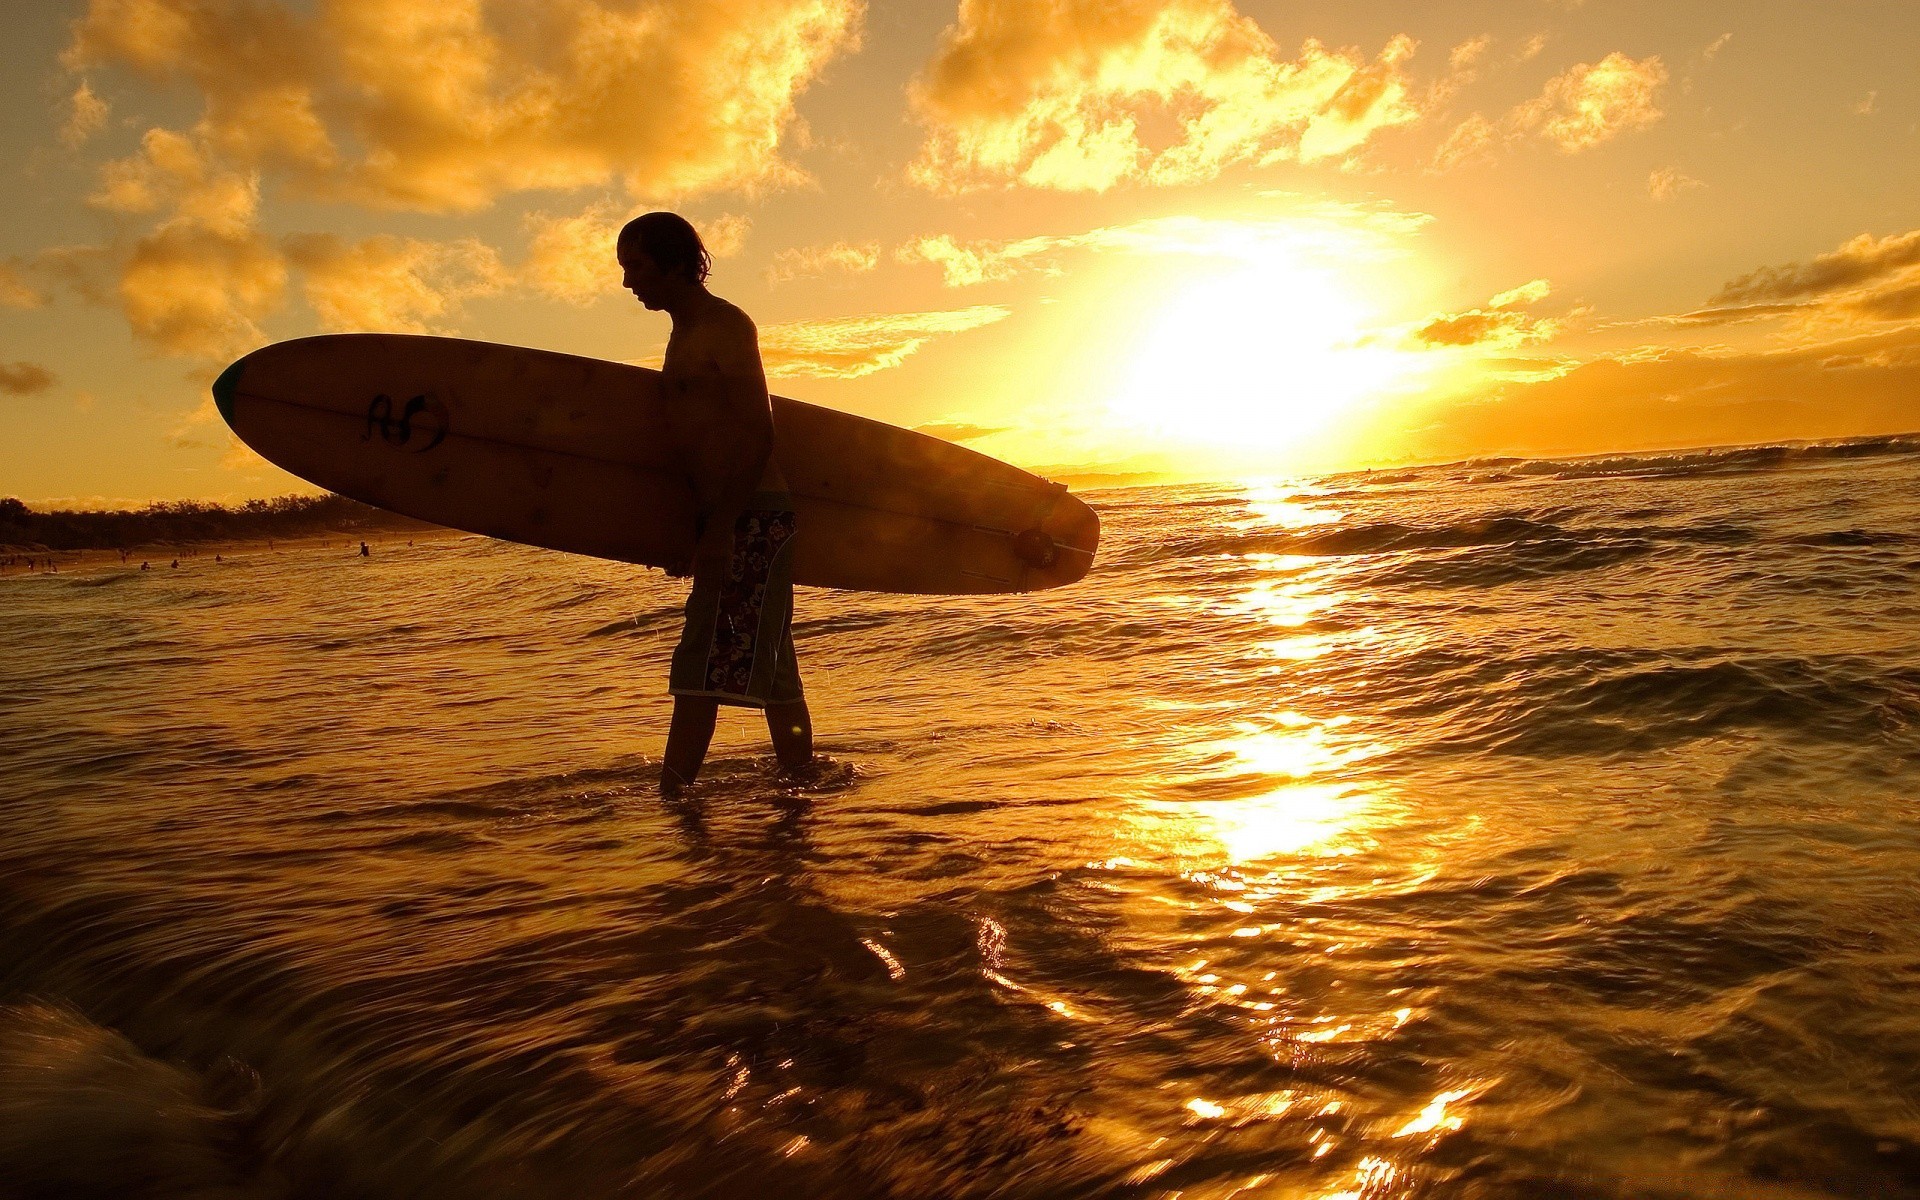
{"left": 1092, "top": 484, "right": 1495, "bottom": 1198}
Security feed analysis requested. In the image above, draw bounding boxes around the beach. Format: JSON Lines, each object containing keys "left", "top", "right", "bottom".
{"left": 3, "top": 436, "right": 1919, "bottom": 1198}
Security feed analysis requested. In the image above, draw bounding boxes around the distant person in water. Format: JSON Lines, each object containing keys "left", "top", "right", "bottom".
{"left": 359, "top": 541, "right": 370, "bottom": 557}
{"left": 616, "top": 211, "right": 813, "bottom": 796}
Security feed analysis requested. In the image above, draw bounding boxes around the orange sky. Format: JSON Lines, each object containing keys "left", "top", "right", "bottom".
{"left": 2, "top": 0, "right": 1917, "bottom": 503}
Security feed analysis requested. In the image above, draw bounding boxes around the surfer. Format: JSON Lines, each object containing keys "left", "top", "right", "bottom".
{"left": 617, "top": 212, "right": 814, "bottom": 796}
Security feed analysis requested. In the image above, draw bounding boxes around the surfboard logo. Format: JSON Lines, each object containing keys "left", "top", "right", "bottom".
{"left": 364, "top": 393, "right": 449, "bottom": 452}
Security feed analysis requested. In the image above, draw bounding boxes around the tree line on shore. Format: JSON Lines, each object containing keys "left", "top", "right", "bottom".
{"left": 0, "top": 494, "right": 439, "bottom": 551}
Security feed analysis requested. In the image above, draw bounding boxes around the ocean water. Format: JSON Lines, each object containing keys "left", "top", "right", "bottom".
{"left": 4, "top": 435, "right": 1920, "bottom": 1199}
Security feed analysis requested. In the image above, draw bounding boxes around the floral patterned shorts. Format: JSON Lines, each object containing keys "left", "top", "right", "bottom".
{"left": 668, "top": 492, "right": 804, "bottom": 708}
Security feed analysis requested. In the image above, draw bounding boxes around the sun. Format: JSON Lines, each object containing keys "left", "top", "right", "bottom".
{"left": 1107, "top": 248, "right": 1422, "bottom": 465}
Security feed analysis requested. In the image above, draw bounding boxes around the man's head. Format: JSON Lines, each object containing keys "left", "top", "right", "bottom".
{"left": 618, "top": 212, "right": 711, "bottom": 310}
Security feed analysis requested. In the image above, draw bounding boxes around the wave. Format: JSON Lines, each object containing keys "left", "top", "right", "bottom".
{"left": 1398, "top": 651, "right": 1920, "bottom": 758}
{"left": 1478, "top": 432, "right": 1920, "bottom": 482}
{"left": 1137, "top": 515, "right": 1758, "bottom": 571}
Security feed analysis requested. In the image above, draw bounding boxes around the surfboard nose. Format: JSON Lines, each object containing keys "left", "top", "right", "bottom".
{"left": 211, "top": 354, "right": 250, "bottom": 429}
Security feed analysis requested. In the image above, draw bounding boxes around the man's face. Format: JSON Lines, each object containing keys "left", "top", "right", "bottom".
{"left": 618, "top": 242, "right": 670, "bottom": 310}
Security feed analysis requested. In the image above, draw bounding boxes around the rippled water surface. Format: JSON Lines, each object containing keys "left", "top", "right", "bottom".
{"left": 5, "top": 438, "right": 1920, "bottom": 1199}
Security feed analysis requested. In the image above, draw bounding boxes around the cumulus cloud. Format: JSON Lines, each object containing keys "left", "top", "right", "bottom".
{"left": 759, "top": 305, "right": 1010, "bottom": 378}
{"left": 0, "top": 363, "right": 58, "bottom": 395}
{"left": 61, "top": 81, "right": 109, "bottom": 148}
{"left": 284, "top": 233, "right": 506, "bottom": 332}
{"left": 118, "top": 224, "right": 286, "bottom": 358}
{"left": 767, "top": 241, "right": 881, "bottom": 284}
{"left": 1430, "top": 51, "right": 1665, "bottom": 169}
{"left": 522, "top": 202, "right": 630, "bottom": 305}
{"left": 89, "top": 128, "right": 260, "bottom": 236}
{"left": 64, "top": 0, "right": 863, "bottom": 212}
{"left": 1648, "top": 167, "right": 1704, "bottom": 200}
{"left": 1714, "top": 230, "right": 1920, "bottom": 305}
{"left": 1511, "top": 52, "right": 1666, "bottom": 152}
{"left": 908, "top": 0, "right": 1421, "bottom": 192}
{"left": 1414, "top": 280, "right": 1559, "bottom": 349}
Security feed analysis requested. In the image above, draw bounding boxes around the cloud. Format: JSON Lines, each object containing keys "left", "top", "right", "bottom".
{"left": 0, "top": 363, "right": 58, "bottom": 395}
{"left": 1714, "top": 230, "right": 1920, "bottom": 305}
{"left": 61, "top": 81, "right": 109, "bottom": 148}
{"left": 65, "top": 0, "right": 863, "bottom": 213}
{"left": 1702, "top": 33, "right": 1733, "bottom": 60}
{"left": 900, "top": 209, "right": 1430, "bottom": 287}
{"left": 0, "top": 262, "right": 48, "bottom": 310}
{"left": 1415, "top": 309, "right": 1559, "bottom": 349}
{"left": 767, "top": 241, "right": 880, "bottom": 284}
{"left": 89, "top": 128, "right": 260, "bottom": 237}
{"left": 284, "top": 233, "right": 506, "bottom": 332}
{"left": 908, "top": 0, "right": 1421, "bottom": 192}
{"left": 119, "top": 225, "right": 287, "bottom": 358}
{"left": 703, "top": 214, "right": 752, "bottom": 259}
{"left": 1489, "top": 278, "right": 1551, "bottom": 309}
{"left": 1448, "top": 36, "right": 1491, "bottom": 73}
{"left": 521, "top": 201, "right": 630, "bottom": 305}
{"left": 759, "top": 305, "right": 1010, "bottom": 378}
{"left": 1388, "top": 324, "right": 1920, "bottom": 465}
{"left": 913, "top": 421, "right": 1005, "bottom": 442}
{"left": 1413, "top": 280, "right": 1559, "bottom": 348}
{"left": 1430, "top": 113, "right": 1496, "bottom": 171}
{"left": 1648, "top": 167, "right": 1704, "bottom": 200}
{"left": 1511, "top": 52, "right": 1667, "bottom": 151}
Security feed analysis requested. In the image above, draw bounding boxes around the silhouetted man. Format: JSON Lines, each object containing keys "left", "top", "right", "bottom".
{"left": 617, "top": 212, "right": 812, "bottom": 796}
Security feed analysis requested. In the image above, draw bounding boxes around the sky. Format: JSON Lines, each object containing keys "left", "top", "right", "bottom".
{"left": 2, "top": 0, "right": 1917, "bottom": 505}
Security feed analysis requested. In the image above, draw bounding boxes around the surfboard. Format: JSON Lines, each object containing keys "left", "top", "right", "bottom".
{"left": 212, "top": 334, "right": 1099, "bottom": 594}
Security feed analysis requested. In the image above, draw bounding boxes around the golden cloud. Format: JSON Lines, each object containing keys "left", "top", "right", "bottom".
{"left": 1414, "top": 280, "right": 1559, "bottom": 348}
{"left": 1415, "top": 309, "right": 1559, "bottom": 349}
{"left": 1390, "top": 324, "right": 1920, "bottom": 464}
{"left": 66, "top": 0, "right": 862, "bottom": 213}
{"left": 118, "top": 224, "right": 287, "bottom": 359}
{"left": 0, "top": 362, "right": 58, "bottom": 396}
{"left": 1429, "top": 113, "right": 1496, "bottom": 171}
{"left": 522, "top": 202, "right": 630, "bottom": 306}
{"left": 909, "top": 0, "right": 1421, "bottom": 192}
{"left": 900, "top": 210, "right": 1430, "bottom": 287}
{"left": 1511, "top": 52, "right": 1666, "bottom": 152}
{"left": 61, "top": 81, "right": 109, "bottom": 148}
{"left": 759, "top": 305, "right": 1010, "bottom": 379}
{"left": 284, "top": 233, "right": 506, "bottom": 332}
{"left": 1648, "top": 167, "right": 1704, "bottom": 200}
{"left": 767, "top": 242, "right": 881, "bottom": 284}
{"left": 90, "top": 129, "right": 260, "bottom": 238}
{"left": 1714, "top": 229, "right": 1920, "bottom": 305}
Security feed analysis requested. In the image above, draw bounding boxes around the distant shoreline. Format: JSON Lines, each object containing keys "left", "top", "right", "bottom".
{"left": 0, "top": 493, "right": 442, "bottom": 559}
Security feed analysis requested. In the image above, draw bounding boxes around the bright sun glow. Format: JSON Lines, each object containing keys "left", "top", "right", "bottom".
{"left": 1107, "top": 238, "right": 1426, "bottom": 464}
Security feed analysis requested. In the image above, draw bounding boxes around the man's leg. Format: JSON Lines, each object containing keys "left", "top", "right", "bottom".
{"left": 766, "top": 699, "right": 813, "bottom": 771}
{"left": 662, "top": 695, "right": 720, "bottom": 796}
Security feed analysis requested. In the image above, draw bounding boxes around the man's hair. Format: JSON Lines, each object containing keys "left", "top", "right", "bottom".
{"left": 619, "top": 212, "right": 711, "bottom": 284}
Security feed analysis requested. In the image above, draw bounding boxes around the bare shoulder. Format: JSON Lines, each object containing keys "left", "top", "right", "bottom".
{"left": 704, "top": 298, "right": 761, "bottom": 369}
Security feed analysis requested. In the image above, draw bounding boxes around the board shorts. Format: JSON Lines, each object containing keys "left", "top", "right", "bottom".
{"left": 668, "top": 491, "right": 804, "bottom": 708}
